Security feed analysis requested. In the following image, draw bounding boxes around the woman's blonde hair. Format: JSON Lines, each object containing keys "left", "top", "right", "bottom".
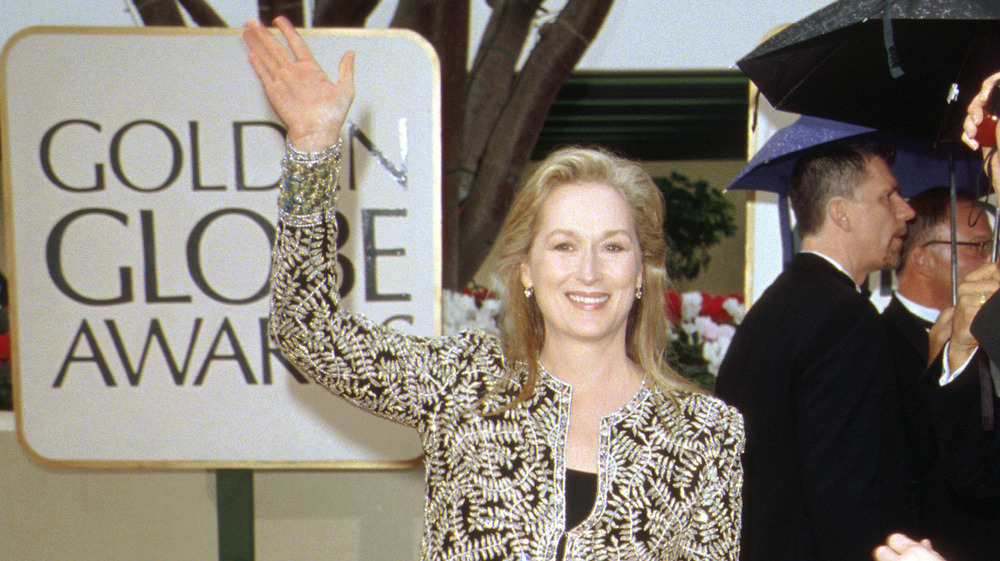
{"left": 489, "top": 146, "right": 699, "bottom": 411}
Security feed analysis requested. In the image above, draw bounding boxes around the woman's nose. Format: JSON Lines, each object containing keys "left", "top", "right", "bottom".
{"left": 576, "top": 247, "right": 600, "bottom": 281}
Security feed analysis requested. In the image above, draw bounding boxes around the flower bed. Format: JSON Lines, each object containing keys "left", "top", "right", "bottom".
{"left": 442, "top": 286, "right": 744, "bottom": 393}
{"left": 665, "top": 291, "right": 744, "bottom": 392}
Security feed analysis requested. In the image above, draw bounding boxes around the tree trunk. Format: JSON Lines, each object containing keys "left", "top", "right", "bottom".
{"left": 314, "top": 0, "right": 381, "bottom": 26}
{"left": 259, "top": 0, "right": 305, "bottom": 26}
{"left": 131, "top": 0, "right": 225, "bottom": 26}
{"left": 178, "top": 0, "right": 226, "bottom": 26}
{"left": 456, "top": 0, "right": 543, "bottom": 204}
{"left": 390, "top": 0, "right": 470, "bottom": 290}
{"left": 458, "top": 0, "right": 614, "bottom": 286}
{"left": 131, "top": 0, "right": 186, "bottom": 25}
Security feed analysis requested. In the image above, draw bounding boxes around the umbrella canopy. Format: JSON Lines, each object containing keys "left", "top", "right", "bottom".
{"left": 738, "top": 0, "right": 1000, "bottom": 141}
{"left": 727, "top": 115, "right": 985, "bottom": 197}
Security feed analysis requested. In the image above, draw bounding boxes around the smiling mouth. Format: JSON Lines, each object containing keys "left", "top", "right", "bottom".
{"left": 568, "top": 293, "right": 609, "bottom": 305}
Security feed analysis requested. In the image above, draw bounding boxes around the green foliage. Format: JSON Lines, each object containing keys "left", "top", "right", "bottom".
{"left": 655, "top": 172, "right": 737, "bottom": 282}
{"left": 0, "top": 373, "right": 9, "bottom": 411}
{"left": 0, "top": 356, "right": 10, "bottom": 410}
{"left": 668, "top": 329, "right": 717, "bottom": 392}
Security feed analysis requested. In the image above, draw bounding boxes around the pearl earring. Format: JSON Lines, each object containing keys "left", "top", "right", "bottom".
{"left": 524, "top": 286, "right": 533, "bottom": 298}
{"left": 635, "top": 286, "right": 643, "bottom": 299}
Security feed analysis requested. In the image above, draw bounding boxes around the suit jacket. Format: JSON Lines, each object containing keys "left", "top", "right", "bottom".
{"left": 881, "top": 296, "right": 938, "bottom": 470}
{"left": 883, "top": 296, "right": 1000, "bottom": 561}
{"left": 716, "top": 253, "right": 916, "bottom": 561}
{"left": 925, "top": 350, "right": 1000, "bottom": 497}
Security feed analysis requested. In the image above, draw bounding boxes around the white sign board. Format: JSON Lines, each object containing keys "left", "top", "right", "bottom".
{"left": 2, "top": 27, "right": 440, "bottom": 467}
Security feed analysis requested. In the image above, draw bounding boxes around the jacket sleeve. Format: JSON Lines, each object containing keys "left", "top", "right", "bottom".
{"left": 268, "top": 146, "right": 481, "bottom": 429}
{"left": 679, "top": 400, "right": 745, "bottom": 561}
{"left": 922, "top": 351, "right": 1000, "bottom": 498}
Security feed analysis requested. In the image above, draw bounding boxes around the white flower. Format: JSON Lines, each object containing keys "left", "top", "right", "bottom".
{"left": 680, "top": 291, "right": 703, "bottom": 322}
{"left": 722, "top": 296, "right": 745, "bottom": 325}
{"left": 680, "top": 320, "right": 700, "bottom": 337}
{"left": 694, "top": 315, "right": 722, "bottom": 341}
{"left": 702, "top": 337, "right": 733, "bottom": 375}
{"left": 441, "top": 289, "right": 501, "bottom": 336}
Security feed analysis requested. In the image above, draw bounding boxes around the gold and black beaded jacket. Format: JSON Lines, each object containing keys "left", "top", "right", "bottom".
{"left": 270, "top": 148, "right": 744, "bottom": 561}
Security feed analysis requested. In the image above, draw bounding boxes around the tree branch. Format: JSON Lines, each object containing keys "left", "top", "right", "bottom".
{"left": 177, "top": 0, "right": 226, "bottom": 26}
{"left": 458, "top": 0, "right": 614, "bottom": 285}
{"left": 314, "top": 0, "right": 381, "bottom": 26}
{"left": 131, "top": 0, "right": 186, "bottom": 25}
{"left": 454, "top": 0, "right": 543, "bottom": 200}
{"left": 259, "top": 0, "right": 305, "bottom": 26}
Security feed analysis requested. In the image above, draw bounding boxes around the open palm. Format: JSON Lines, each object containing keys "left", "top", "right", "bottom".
{"left": 243, "top": 16, "right": 355, "bottom": 152}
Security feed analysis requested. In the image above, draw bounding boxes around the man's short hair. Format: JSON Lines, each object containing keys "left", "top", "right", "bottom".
{"left": 897, "top": 186, "right": 983, "bottom": 273}
{"left": 789, "top": 139, "right": 896, "bottom": 237}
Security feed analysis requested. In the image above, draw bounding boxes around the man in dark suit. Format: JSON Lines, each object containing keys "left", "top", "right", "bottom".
{"left": 716, "top": 140, "right": 918, "bottom": 561}
{"left": 882, "top": 187, "right": 1000, "bottom": 561}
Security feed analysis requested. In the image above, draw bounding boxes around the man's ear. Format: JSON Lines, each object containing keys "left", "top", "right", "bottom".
{"left": 915, "top": 242, "right": 930, "bottom": 266}
{"left": 913, "top": 244, "right": 939, "bottom": 279}
{"left": 828, "top": 198, "right": 852, "bottom": 232}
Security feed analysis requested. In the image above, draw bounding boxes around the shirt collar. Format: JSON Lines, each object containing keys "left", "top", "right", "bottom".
{"left": 895, "top": 292, "right": 941, "bottom": 326}
{"left": 801, "top": 250, "right": 861, "bottom": 291}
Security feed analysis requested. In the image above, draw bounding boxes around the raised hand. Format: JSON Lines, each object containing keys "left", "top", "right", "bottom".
{"left": 961, "top": 71, "right": 1000, "bottom": 151}
{"left": 243, "top": 16, "right": 355, "bottom": 152}
{"left": 873, "top": 533, "right": 947, "bottom": 561}
{"left": 948, "top": 262, "right": 1000, "bottom": 372}
{"left": 961, "top": 72, "right": 1000, "bottom": 201}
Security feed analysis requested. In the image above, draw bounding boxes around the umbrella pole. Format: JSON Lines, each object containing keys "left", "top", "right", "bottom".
{"left": 778, "top": 193, "right": 794, "bottom": 268}
{"left": 990, "top": 147, "right": 1000, "bottom": 264}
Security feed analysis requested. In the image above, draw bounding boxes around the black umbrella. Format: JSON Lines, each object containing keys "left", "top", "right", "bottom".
{"left": 738, "top": 0, "right": 1000, "bottom": 142}
{"left": 738, "top": 0, "right": 1000, "bottom": 427}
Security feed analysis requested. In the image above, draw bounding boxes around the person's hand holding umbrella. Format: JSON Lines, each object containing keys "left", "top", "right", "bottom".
{"left": 948, "top": 263, "right": 1000, "bottom": 373}
{"left": 962, "top": 72, "right": 1000, "bottom": 201}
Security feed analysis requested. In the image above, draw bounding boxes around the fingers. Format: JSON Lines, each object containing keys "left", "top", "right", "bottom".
{"left": 964, "top": 262, "right": 1000, "bottom": 283}
{"left": 874, "top": 534, "right": 946, "bottom": 561}
{"left": 337, "top": 51, "right": 356, "bottom": 98}
{"left": 950, "top": 264, "right": 1000, "bottom": 363}
{"left": 935, "top": 306, "right": 955, "bottom": 324}
{"left": 955, "top": 271, "right": 998, "bottom": 317}
{"left": 873, "top": 544, "right": 900, "bottom": 560}
{"left": 242, "top": 19, "right": 285, "bottom": 82}
{"left": 963, "top": 72, "right": 1000, "bottom": 150}
{"left": 886, "top": 533, "right": 921, "bottom": 551}
{"left": 274, "top": 16, "right": 315, "bottom": 65}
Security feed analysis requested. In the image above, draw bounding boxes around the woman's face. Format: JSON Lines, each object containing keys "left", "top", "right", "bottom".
{"left": 520, "top": 181, "right": 643, "bottom": 350}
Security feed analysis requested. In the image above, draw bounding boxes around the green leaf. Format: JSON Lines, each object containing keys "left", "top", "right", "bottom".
{"left": 655, "top": 172, "right": 736, "bottom": 282}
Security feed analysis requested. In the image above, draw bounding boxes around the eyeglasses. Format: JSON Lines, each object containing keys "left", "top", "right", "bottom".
{"left": 922, "top": 240, "right": 994, "bottom": 257}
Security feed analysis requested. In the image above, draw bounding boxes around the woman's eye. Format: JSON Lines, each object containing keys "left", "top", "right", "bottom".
{"left": 554, "top": 242, "right": 573, "bottom": 251}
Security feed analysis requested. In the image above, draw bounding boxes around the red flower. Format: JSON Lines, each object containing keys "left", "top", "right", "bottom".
{"left": 700, "top": 293, "right": 730, "bottom": 324}
{"left": 461, "top": 285, "right": 497, "bottom": 307}
{"left": 665, "top": 291, "right": 682, "bottom": 324}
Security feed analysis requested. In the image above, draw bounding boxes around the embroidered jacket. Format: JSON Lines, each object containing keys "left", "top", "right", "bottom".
{"left": 270, "top": 147, "right": 744, "bottom": 561}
